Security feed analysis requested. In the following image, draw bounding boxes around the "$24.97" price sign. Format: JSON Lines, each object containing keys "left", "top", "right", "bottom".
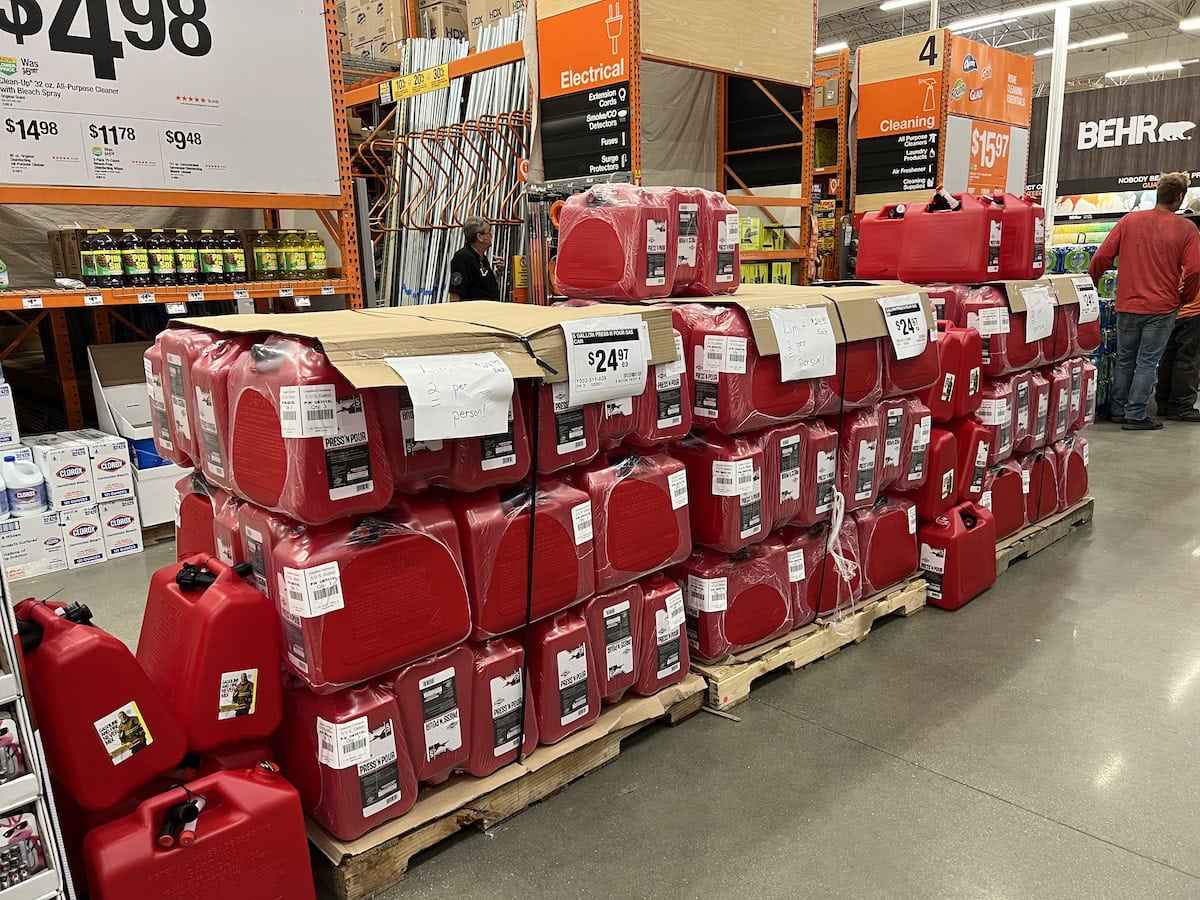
{"left": 561, "top": 314, "right": 649, "bottom": 408}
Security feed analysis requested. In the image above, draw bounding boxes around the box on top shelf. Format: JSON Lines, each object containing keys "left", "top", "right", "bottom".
{"left": 24, "top": 434, "right": 95, "bottom": 511}
{"left": 60, "top": 429, "right": 134, "bottom": 502}
{"left": 422, "top": 1, "right": 468, "bottom": 40}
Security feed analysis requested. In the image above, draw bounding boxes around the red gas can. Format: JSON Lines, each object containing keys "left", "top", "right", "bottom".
{"left": 918, "top": 502, "right": 998, "bottom": 610}
{"left": 174, "top": 472, "right": 216, "bottom": 560}
{"left": 876, "top": 398, "right": 908, "bottom": 491}
{"left": 925, "top": 284, "right": 968, "bottom": 325}
{"left": 949, "top": 417, "right": 991, "bottom": 504}
{"left": 137, "top": 555, "right": 282, "bottom": 752}
{"left": 645, "top": 186, "right": 698, "bottom": 292}
{"left": 157, "top": 327, "right": 219, "bottom": 469}
{"left": 1008, "top": 370, "right": 1033, "bottom": 450}
{"left": 631, "top": 573, "right": 690, "bottom": 695}
{"left": 144, "top": 339, "right": 188, "bottom": 465}
{"left": 268, "top": 498, "right": 472, "bottom": 692}
{"left": 84, "top": 765, "right": 315, "bottom": 900}
{"left": 527, "top": 381, "right": 602, "bottom": 474}
{"left": 830, "top": 407, "right": 880, "bottom": 514}
{"left": 1018, "top": 449, "right": 1061, "bottom": 523}
{"left": 627, "top": 330, "right": 692, "bottom": 448}
{"left": 992, "top": 193, "right": 1046, "bottom": 279}
{"left": 1014, "top": 370, "right": 1051, "bottom": 452}
{"left": 982, "top": 459, "right": 1026, "bottom": 540}
{"left": 14, "top": 600, "right": 187, "bottom": 812}
{"left": 977, "top": 378, "right": 1014, "bottom": 464}
{"left": 894, "top": 426, "right": 958, "bottom": 520}
{"left": 774, "top": 520, "right": 863, "bottom": 620}
{"left": 882, "top": 326, "right": 941, "bottom": 398}
{"left": 212, "top": 491, "right": 246, "bottom": 567}
{"left": 855, "top": 204, "right": 906, "bottom": 279}
{"left": 237, "top": 502, "right": 293, "bottom": 604}
{"left": 960, "top": 286, "right": 1045, "bottom": 376}
{"left": 1075, "top": 359, "right": 1098, "bottom": 431}
{"left": 853, "top": 496, "right": 918, "bottom": 595}
{"left": 897, "top": 192, "right": 1003, "bottom": 284}
{"left": 529, "top": 611, "right": 600, "bottom": 745}
{"left": 759, "top": 418, "right": 838, "bottom": 529}
{"left": 1045, "top": 363, "right": 1073, "bottom": 444}
{"left": 918, "top": 322, "right": 983, "bottom": 423}
{"left": 584, "top": 585, "right": 643, "bottom": 703}
{"left": 386, "top": 390, "right": 454, "bottom": 492}
{"left": 1073, "top": 300, "right": 1102, "bottom": 355}
{"left": 227, "top": 337, "right": 394, "bottom": 525}
{"left": 1053, "top": 436, "right": 1089, "bottom": 509}
{"left": 444, "top": 393, "right": 532, "bottom": 491}
{"left": 466, "top": 638, "right": 537, "bottom": 777}
{"left": 681, "top": 190, "right": 741, "bottom": 296}
{"left": 812, "top": 339, "right": 886, "bottom": 414}
{"left": 274, "top": 681, "right": 417, "bottom": 841}
{"left": 390, "top": 646, "right": 473, "bottom": 785}
{"left": 571, "top": 452, "right": 691, "bottom": 591}
{"left": 451, "top": 479, "right": 594, "bottom": 640}
{"left": 555, "top": 184, "right": 674, "bottom": 301}
{"left": 893, "top": 398, "right": 933, "bottom": 492}
{"left": 190, "top": 334, "right": 256, "bottom": 491}
{"left": 674, "top": 432, "right": 767, "bottom": 552}
{"left": 676, "top": 543, "right": 792, "bottom": 662}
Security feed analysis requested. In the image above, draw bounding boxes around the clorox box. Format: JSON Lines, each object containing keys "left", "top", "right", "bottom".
{"left": 61, "top": 429, "right": 134, "bottom": 501}
{"left": 99, "top": 497, "right": 143, "bottom": 558}
{"left": 0, "top": 513, "right": 67, "bottom": 582}
{"left": 60, "top": 506, "right": 107, "bottom": 569}
{"left": 25, "top": 434, "right": 96, "bottom": 511}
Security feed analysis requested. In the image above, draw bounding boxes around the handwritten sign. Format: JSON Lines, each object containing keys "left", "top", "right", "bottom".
{"left": 768, "top": 305, "right": 838, "bottom": 381}
{"left": 386, "top": 352, "right": 514, "bottom": 442}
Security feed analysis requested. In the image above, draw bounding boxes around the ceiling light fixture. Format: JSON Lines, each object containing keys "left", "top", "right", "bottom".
{"left": 1105, "top": 59, "right": 1186, "bottom": 78}
{"left": 1181, "top": 16, "right": 1200, "bottom": 30}
{"left": 815, "top": 40, "right": 850, "bottom": 54}
{"left": 1033, "top": 31, "right": 1127, "bottom": 55}
{"left": 947, "top": 0, "right": 1107, "bottom": 32}
{"left": 879, "top": 0, "right": 927, "bottom": 10}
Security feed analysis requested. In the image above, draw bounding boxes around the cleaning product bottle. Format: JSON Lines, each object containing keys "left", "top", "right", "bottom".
{"left": 199, "top": 230, "right": 226, "bottom": 285}
{"left": 147, "top": 229, "right": 177, "bottom": 287}
{"left": 281, "top": 231, "right": 308, "bottom": 280}
{"left": 304, "top": 230, "right": 327, "bottom": 280}
{"left": 252, "top": 230, "right": 280, "bottom": 281}
{"left": 0, "top": 467, "right": 9, "bottom": 521}
{"left": 222, "top": 230, "right": 248, "bottom": 283}
{"left": 3, "top": 455, "right": 48, "bottom": 517}
{"left": 81, "top": 230, "right": 99, "bottom": 286}
{"left": 119, "top": 229, "right": 151, "bottom": 288}
{"left": 94, "top": 230, "right": 125, "bottom": 288}
{"left": 174, "top": 230, "right": 200, "bottom": 285}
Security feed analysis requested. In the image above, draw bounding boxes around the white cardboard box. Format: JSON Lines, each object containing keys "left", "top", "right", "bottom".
{"left": 59, "top": 506, "right": 107, "bottom": 569}
{"left": 0, "top": 384, "right": 19, "bottom": 448}
{"left": 133, "top": 462, "right": 189, "bottom": 527}
{"left": 99, "top": 497, "right": 143, "bottom": 558}
{"left": 60, "top": 429, "right": 134, "bottom": 502}
{"left": 87, "top": 342, "right": 154, "bottom": 442}
{"left": 0, "top": 513, "right": 68, "bottom": 582}
{"left": 24, "top": 434, "right": 95, "bottom": 511}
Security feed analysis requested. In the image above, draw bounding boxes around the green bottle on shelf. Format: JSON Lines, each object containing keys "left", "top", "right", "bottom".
{"left": 281, "top": 230, "right": 308, "bottom": 280}
{"left": 119, "top": 228, "right": 151, "bottom": 288}
{"left": 304, "top": 230, "right": 328, "bottom": 280}
{"left": 93, "top": 230, "right": 125, "bottom": 289}
{"left": 199, "top": 229, "right": 226, "bottom": 285}
{"left": 80, "top": 230, "right": 99, "bottom": 286}
{"left": 222, "top": 230, "right": 248, "bottom": 283}
{"left": 174, "top": 230, "right": 200, "bottom": 285}
{"left": 253, "top": 230, "right": 280, "bottom": 281}
{"left": 147, "top": 229, "right": 177, "bottom": 287}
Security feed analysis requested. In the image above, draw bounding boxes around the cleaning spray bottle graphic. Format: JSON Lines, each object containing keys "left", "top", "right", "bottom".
{"left": 919, "top": 78, "right": 937, "bottom": 113}
{"left": 606, "top": 2, "right": 624, "bottom": 54}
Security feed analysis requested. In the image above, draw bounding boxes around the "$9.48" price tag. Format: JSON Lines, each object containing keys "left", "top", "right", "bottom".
{"left": 560, "top": 314, "right": 648, "bottom": 408}
{"left": 0, "top": 0, "right": 213, "bottom": 81}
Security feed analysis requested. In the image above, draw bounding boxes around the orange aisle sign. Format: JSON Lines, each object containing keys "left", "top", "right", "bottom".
{"left": 857, "top": 71, "right": 943, "bottom": 139}
{"left": 967, "top": 121, "right": 1013, "bottom": 193}
{"left": 539, "top": 1, "right": 631, "bottom": 100}
{"left": 948, "top": 37, "right": 1035, "bottom": 127}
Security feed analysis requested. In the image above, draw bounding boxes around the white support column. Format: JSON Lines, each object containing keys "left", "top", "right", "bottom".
{"left": 1041, "top": 4, "right": 1071, "bottom": 246}
{"left": 929, "top": 0, "right": 939, "bottom": 29}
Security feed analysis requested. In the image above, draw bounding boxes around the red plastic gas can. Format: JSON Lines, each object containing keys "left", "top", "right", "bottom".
{"left": 451, "top": 479, "right": 594, "bottom": 640}
{"left": 894, "top": 426, "right": 958, "bottom": 520}
{"left": 137, "top": 555, "right": 282, "bottom": 752}
{"left": 631, "top": 573, "right": 690, "bottom": 695}
{"left": 444, "top": 392, "right": 532, "bottom": 491}
{"left": 144, "top": 340, "right": 189, "bottom": 466}
{"left": 466, "top": 638, "right": 537, "bottom": 777}
{"left": 571, "top": 452, "right": 691, "bottom": 591}
{"left": 813, "top": 339, "right": 886, "bottom": 414}
{"left": 84, "top": 765, "right": 315, "bottom": 900}
{"left": 830, "top": 407, "right": 880, "bottom": 514}
{"left": 190, "top": 334, "right": 256, "bottom": 491}
{"left": 15, "top": 600, "right": 187, "bottom": 812}
{"left": 1053, "top": 436, "right": 1089, "bottom": 509}
{"left": 237, "top": 502, "right": 293, "bottom": 605}
{"left": 1045, "top": 363, "right": 1073, "bottom": 444}
{"left": 977, "top": 378, "right": 1014, "bottom": 464}
{"left": 274, "top": 681, "right": 417, "bottom": 841}
{"left": 676, "top": 543, "right": 792, "bottom": 662}
{"left": 949, "top": 417, "right": 991, "bottom": 503}
{"left": 855, "top": 205, "right": 906, "bottom": 279}
{"left": 1072, "top": 299, "right": 1102, "bottom": 355}
{"left": 555, "top": 184, "right": 674, "bottom": 301}
{"left": 919, "top": 322, "right": 983, "bottom": 423}
{"left": 674, "top": 432, "right": 767, "bottom": 552}
{"left": 390, "top": 646, "right": 473, "bottom": 785}
{"left": 897, "top": 192, "right": 1003, "bottom": 283}
{"left": 1014, "top": 370, "right": 1051, "bottom": 452}
{"left": 385, "top": 390, "right": 454, "bottom": 492}
{"left": 893, "top": 398, "right": 933, "bottom": 492}
{"left": 627, "top": 330, "right": 692, "bottom": 448}
{"left": 774, "top": 520, "right": 863, "bottom": 620}
{"left": 925, "top": 284, "right": 968, "bottom": 325}
{"left": 960, "top": 286, "right": 1045, "bottom": 376}
{"left": 882, "top": 321, "right": 940, "bottom": 398}
{"left": 1075, "top": 359, "right": 1097, "bottom": 431}
{"left": 174, "top": 472, "right": 216, "bottom": 560}
{"left": 993, "top": 193, "right": 1046, "bottom": 279}
{"left": 157, "top": 326, "right": 221, "bottom": 469}
{"left": 527, "top": 381, "right": 601, "bottom": 474}
{"left": 759, "top": 418, "right": 838, "bottom": 529}
{"left": 228, "top": 337, "right": 394, "bottom": 524}
{"left": 918, "top": 502, "right": 997, "bottom": 610}
{"left": 982, "top": 459, "right": 1026, "bottom": 539}
{"left": 853, "top": 496, "right": 919, "bottom": 595}
{"left": 212, "top": 491, "right": 246, "bottom": 567}
{"left": 876, "top": 398, "right": 908, "bottom": 491}
{"left": 268, "top": 498, "right": 472, "bottom": 692}
{"left": 681, "top": 190, "right": 741, "bottom": 296}
{"left": 1018, "top": 449, "right": 1060, "bottom": 523}
{"left": 584, "top": 585, "right": 643, "bottom": 703}
{"left": 529, "top": 611, "right": 600, "bottom": 745}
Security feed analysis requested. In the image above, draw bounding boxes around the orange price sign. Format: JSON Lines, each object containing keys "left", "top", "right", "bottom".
{"left": 968, "top": 122, "right": 1013, "bottom": 193}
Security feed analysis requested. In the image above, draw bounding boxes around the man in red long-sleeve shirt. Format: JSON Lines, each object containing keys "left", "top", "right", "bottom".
{"left": 1089, "top": 172, "right": 1200, "bottom": 430}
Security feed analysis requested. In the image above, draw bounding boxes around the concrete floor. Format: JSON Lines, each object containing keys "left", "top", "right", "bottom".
{"left": 16, "top": 420, "right": 1200, "bottom": 899}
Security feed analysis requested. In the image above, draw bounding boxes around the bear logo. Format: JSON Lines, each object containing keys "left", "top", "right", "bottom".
{"left": 1158, "top": 120, "right": 1195, "bottom": 141}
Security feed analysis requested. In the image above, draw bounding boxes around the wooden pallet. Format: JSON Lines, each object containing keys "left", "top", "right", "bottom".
{"left": 995, "top": 497, "right": 1094, "bottom": 575}
{"left": 691, "top": 579, "right": 927, "bottom": 712}
{"left": 309, "top": 675, "right": 705, "bottom": 900}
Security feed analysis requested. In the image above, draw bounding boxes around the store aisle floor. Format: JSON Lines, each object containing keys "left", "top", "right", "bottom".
{"left": 16, "top": 422, "right": 1200, "bottom": 900}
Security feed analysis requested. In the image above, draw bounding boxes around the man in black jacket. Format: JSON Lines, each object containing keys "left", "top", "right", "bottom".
{"left": 448, "top": 216, "right": 501, "bottom": 301}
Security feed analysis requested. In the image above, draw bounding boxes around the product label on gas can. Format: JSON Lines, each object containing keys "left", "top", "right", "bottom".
{"left": 656, "top": 387, "right": 683, "bottom": 429}
{"left": 317, "top": 715, "right": 371, "bottom": 770}
{"left": 419, "top": 668, "right": 463, "bottom": 761}
{"left": 603, "top": 600, "right": 634, "bottom": 681}
{"left": 94, "top": 701, "right": 154, "bottom": 766}
{"left": 855, "top": 439, "right": 877, "bottom": 501}
{"left": 1036, "top": 392, "right": 1049, "bottom": 439}
{"left": 359, "top": 719, "right": 403, "bottom": 816}
{"left": 283, "top": 562, "right": 345, "bottom": 618}
{"left": 217, "top": 669, "right": 258, "bottom": 720}
{"left": 686, "top": 575, "right": 728, "bottom": 612}
{"left": 194, "top": 385, "right": 226, "bottom": 478}
{"left": 481, "top": 405, "right": 518, "bottom": 471}
{"left": 491, "top": 671, "right": 525, "bottom": 756}
{"left": 668, "top": 469, "right": 689, "bottom": 509}
{"left": 279, "top": 384, "right": 337, "bottom": 438}
{"left": 779, "top": 434, "right": 800, "bottom": 503}
{"left": 678, "top": 204, "right": 699, "bottom": 267}
{"left": 941, "top": 468, "right": 955, "bottom": 500}
{"left": 816, "top": 449, "right": 836, "bottom": 513}
{"left": 324, "top": 394, "right": 375, "bottom": 502}
{"left": 919, "top": 543, "right": 946, "bottom": 599}
{"left": 740, "top": 472, "right": 763, "bottom": 539}
{"left": 571, "top": 501, "right": 594, "bottom": 545}
{"left": 552, "top": 382, "right": 587, "bottom": 454}
{"left": 787, "top": 548, "right": 806, "bottom": 582}
{"left": 401, "top": 403, "right": 444, "bottom": 456}
{"left": 646, "top": 219, "right": 668, "bottom": 286}
{"left": 165, "top": 352, "right": 192, "bottom": 439}
{"left": 972, "top": 441, "right": 989, "bottom": 492}
{"left": 884, "top": 407, "right": 904, "bottom": 467}
{"left": 557, "top": 645, "right": 591, "bottom": 726}
{"left": 716, "top": 213, "right": 738, "bottom": 282}
{"left": 655, "top": 609, "right": 682, "bottom": 678}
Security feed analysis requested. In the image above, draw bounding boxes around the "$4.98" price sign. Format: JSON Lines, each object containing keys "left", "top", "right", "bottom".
{"left": 0, "top": 0, "right": 211, "bottom": 80}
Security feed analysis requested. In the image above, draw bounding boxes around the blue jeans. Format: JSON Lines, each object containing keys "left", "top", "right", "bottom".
{"left": 1112, "top": 311, "right": 1178, "bottom": 420}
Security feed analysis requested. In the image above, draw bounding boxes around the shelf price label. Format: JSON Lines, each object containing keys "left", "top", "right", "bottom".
{"left": 233, "top": 288, "right": 249, "bottom": 301}
{"left": 187, "top": 290, "right": 203, "bottom": 303}
{"left": 136, "top": 292, "right": 155, "bottom": 304}
{"left": 560, "top": 315, "right": 648, "bottom": 407}
{"left": 278, "top": 286, "right": 293, "bottom": 298}
{"left": 83, "top": 293, "right": 103, "bottom": 306}
{"left": 294, "top": 296, "right": 311, "bottom": 308}
{"left": 4, "top": 117, "right": 58, "bottom": 140}
{"left": 383, "top": 64, "right": 449, "bottom": 105}
{"left": 321, "top": 285, "right": 335, "bottom": 296}
{"left": 21, "top": 296, "right": 42, "bottom": 309}
{"left": 165, "top": 301, "right": 187, "bottom": 315}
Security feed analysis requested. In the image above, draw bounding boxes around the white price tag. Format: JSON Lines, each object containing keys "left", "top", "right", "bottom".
{"left": 187, "top": 290, "right": 204, "bottom": 303}
{"left": 560, "top": 315, "right": 648, "bottom": 407}
{"left": 386, "top": 353, "right": 514, "bottom": 441}
{"left": 1021, "top": 286, "right": 1055, "bottom": 342}
{"left": 571, "top": 501, "right": 594, "bottom": 545}
{"left": 234, "top": 288, "right": 250, "bottom": 301}
{"left": 283, "top": 562, "right": 345, "bottom": 618}
{"left": 136, "top": 292, "right": 155, "bottom": 304}
{"left": 21, "top": 296, "right": 42, "bottom": 309}
{"left": 907, "top": 505, "right": 917, "bottom": 534}
{"left": 787, "top": 549, "right": 806, "bottom": 582}
{"left": 666, "top": 589, "right": 686, "bottom": 630}
{"left": 84, "top": 293, "right": 103, "bottom": 306}
{"left": 279, "top": 286, "right": 294, "bottom": 298}
{"left": 769, "top": 305, "right": 838, "bottom": 381}
{"left": 685, "top": 575, "right": 728, "bottom": 612}
{"left": 1073, "top": 277, "right": 1101, "bottom": 324}
{"left": 165, "top": 302, "right": 188, "bottom": 315}
{"left": 876, "top": 294, "right": 929, "bottom": 360}
{"left": 668, "top": 469, "right": 689, "bottom": 509}
{"left": 279, "top": 384, "right": 338, "bottom": 438}
{"left": 316, "top": 716, "right": 371, "bottom": 769}
{"left": 322, "top": 285, "right": 336, "bottom": 295}
{"left": 295, "top": 296, "right": 312, "bottom": 308}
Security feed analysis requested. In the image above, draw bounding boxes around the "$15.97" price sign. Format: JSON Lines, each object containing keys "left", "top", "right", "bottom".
{"left": 0, "top": 0, "right": 211, "bottom": 80}
{"left": 967, "top": 122, "right": 1013, "bottom": 193}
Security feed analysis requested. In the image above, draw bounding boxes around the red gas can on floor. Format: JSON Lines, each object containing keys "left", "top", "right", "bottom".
{"left": 992, "top": 193, "right": 1046, "bottom": 279}
{"left": 876, "top": 398, "right": 908, "bottom": 491}
{"left": 759, "top": 418, "right": 838, "bottom": 529}
{"left": 674, "top": 433, "right": 767, "bottom": 552}
{"left": 830, "top": 408, "right": 880, "bottom": 513}
{"left": 1053, "top": 436, "right": 1089, "bottom": 509}
{"left": 1018, "top": 449, "right": 1061, "bottom": 523}
{"left": 212, "top": 491, "right": 246, "bottom": 567}
{"left": 925, "top": 285, "right": 968, "bottom": 325}
{"left": 627, "top": 330, "right": 692, "bottom": 448}
{"left": 174, "top": 472, "right": 216, "bottom": 560}
{"left": 1075, "top": 359, "right": 1098, "bottom": 431}
{"left": 774, "top": 520, "right": 863, "bottom": 621}
{"left": 144, "top": 340, "right": 189, "bottom": 466}
{"left": 451, "top": 479, "right": 594, "bottom": 640}
{"left": 680, "top": 190, "right": 741, "bottom": 296}
{"left": 228, "top": 336, "right": 394, "bottom": 525}
{"left": 949, "top": 417, "right": 991, "bottom": 503}
{"left": 555, "top": 184, "right": 674, "bottom": 301}
{"left": 982, "top": 459, "right": 1026, "bottom": 540}
{"left": 84, "top": 765, "right": 315, "bottom": 900}
{"left": 571, "top": 452, "right": 691, "bottom": 592}
{"left": 529, "top": 611, "right": 600, "bottom": 745}
{"left": 390, "top": 646, "right": 473, "bottom": 785}
{"left": 1014, "top": 370, "right": 1051, "bottom": 452}
{"left": 15, "top": 600, "right": 187, "bottom": 812}
{"left": 977, "top": 378, "right": 1014, "bottom": 464}
{"left": 385, "top": 390, "right": 454, "bottom": 492}
{"left": 631, "top": 573, "right": 690, "bottom": 695}
{"left": 268, "top": 498, "right": 472, "bottom": 692}
{"left": 918, "top": 502, "right": 997, "bottom": 610}
{"left": 919, "top": 322, "right": 983, "bottom": 423}
{"left": 158, "top": 326, "right": 222, "bottom": 470}
{"left": 444, "top": 393, "right": 532, "bottom": 491}
{"left": 466, "top": 638, "right": 537, "bottom": 777}
{"left": 584, "top": 585, "right": 643, "bottom": 703}
{"left": 960, "top": 286, "right": 1045, "bottom": 376}
{"left": 676, "top": 543, "right": 792, "bottom": 662}
{"left": 527, "top": 381, "right": 602, "bottom": 474}
{"left": 893, "top": 398, "right": 933, "bottom": 492}
{"left": 274, "top": 681, "right": 417, "bottom": 841}
{"left": 853, "top": 496, "right": 919, "bottom": 595}
{"left": 190, "top": 334, "right": 256, "bottom": 491}
{"left": 137, "top": 555, "right": 282, "bottom": 752}
{"left": 897, "top": 192, "right": 1003, "bottom": 283}
{"left": 855, "top": 205, "right": 906, "bottom": 279}
{"left": 812, "top": 339, "right": 886, "bottom": 415}
{"left": 1045, "top": 364, "right": 1073, "bottom": 444}
{"left": 894, "top": 427, "right": 958, "bottom": 520}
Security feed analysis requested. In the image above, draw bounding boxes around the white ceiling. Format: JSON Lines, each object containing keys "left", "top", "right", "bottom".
{"left": 817, "top": 0, "right": 1200, "bottom": 88}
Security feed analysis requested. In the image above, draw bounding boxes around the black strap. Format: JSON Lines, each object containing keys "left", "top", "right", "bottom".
{"left": 515, "top": 378, "right": 542, "bottom": 763}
